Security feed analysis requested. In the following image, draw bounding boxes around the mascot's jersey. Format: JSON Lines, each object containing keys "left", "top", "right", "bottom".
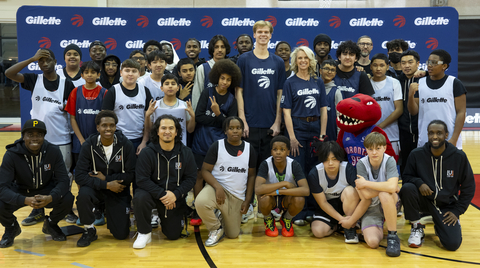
{"left": 343, "top": 125, "right": 375, "bottom": 166}
{"left": 336, "top": 94, "right": 398, "bottom": 165}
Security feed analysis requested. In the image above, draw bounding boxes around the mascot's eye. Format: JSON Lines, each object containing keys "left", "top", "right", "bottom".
{"left": 366, "top": 101, "right": 373, "bottom": 105}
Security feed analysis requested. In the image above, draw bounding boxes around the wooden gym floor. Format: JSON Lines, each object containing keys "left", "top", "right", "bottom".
{"left": 0, "top": 131, "right": 479, "bottom": 267}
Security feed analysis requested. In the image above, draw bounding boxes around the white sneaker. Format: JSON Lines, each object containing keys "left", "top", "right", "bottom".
{"left": 205, "top": 227, "right": 224, "bottom": 247}
{"left": 133, "top": 232, "right": 152, "bottom": 249}
{"left": 151, "top": 215, "right": 159, "bottom": 228}
{"left": 408, "top": 223, "right": 425, "bottom": 248}
{"left": 271, "top": 209, "right": 282, "bottom": 221}
{"left": 241, "top": 205, "right": 254, "bottom": 224}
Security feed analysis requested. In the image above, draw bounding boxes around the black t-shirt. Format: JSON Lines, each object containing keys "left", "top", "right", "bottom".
{"left": 101, "top": 83, "right": 153, "bottom": 111}
{"left": 335, "top": 67, "right": 375, "bottom": 96}
{"left": 414, "top": 75, "right": 467, "bottom": 98}
{"left": 307, "top": 162, "right": 357, "bottom": 194}
{"left": 62, "top": 68, "right": 82, "bottom": 82}
{"left": 21, "top": 73, "right": 75, "bottom": 102}
{"left": 257, "top": 159, "right": 305, "bottom": 183}
{"left": 195, "top": 87, "right": 238, "bottom": 129}
{"left": 204, "top": 140, "right": 257, "bottom": 168}
{"left": 355, "top": 62, "right": 372, "bottom": 77}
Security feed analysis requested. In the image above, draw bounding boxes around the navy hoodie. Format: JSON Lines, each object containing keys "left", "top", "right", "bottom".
{"left": 403, "top": 141, "right": 475, "bottom": 217}
{"left": 0, "top": 139, "right": 70, "bottom": 206}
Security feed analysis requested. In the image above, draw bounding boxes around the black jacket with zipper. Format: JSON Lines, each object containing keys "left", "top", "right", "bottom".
{"left": 397, "top": 72, "right": 419, "bottom": 134}
{"left": 136, "top": 141, "right": 196, "bottom": 202}
{"left": 0, "top": 139, "right": 70, "bottom": 206}
{"left": 403, "top": 141, "right": 475, "bottom": 218}
{"left": 75, "top": 130, "right": 135, "bottom": 196}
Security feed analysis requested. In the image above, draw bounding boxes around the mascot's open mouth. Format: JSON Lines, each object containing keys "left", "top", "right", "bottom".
{"left": 337, "top": 112, "right": 365, "bottom": 126}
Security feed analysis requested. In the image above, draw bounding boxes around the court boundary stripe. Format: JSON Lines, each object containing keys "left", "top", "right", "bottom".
{"left": 71, "top": 262, "right": 93, "bottom": 268}
{"left": 14, "top": 249, "right": 45, "bottom": 256}
{"left": 194, "top": 226, "right": 217, "bottom": 268}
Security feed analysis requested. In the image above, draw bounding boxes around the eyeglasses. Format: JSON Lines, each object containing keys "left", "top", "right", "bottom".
{"left": 131, "top": 57, "right": 145, "bottom": 61}
{"left": 358, "top": 43, "right": 373, "bottom": 47}
{"left": 322, "top": 67, "right": 336, "bottom": 73}
{"left": 105, "top": 63, "right": 118, "bottom": 67}
{"left": 426, "top": 60, "right": 444, "bottom": 66}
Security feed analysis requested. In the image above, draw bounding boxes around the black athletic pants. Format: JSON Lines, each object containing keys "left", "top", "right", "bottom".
{"left": 400, "top": 183, "right": 462, "bottom": 251}
{"left": 399, "top": 129, "right": 418, "bottom": 179}
{"left": 133, "top": 188, "right": 186, "bottom": 240}
{"left": 0, "top": 190, "right": 74, "bottom": 227}
{"left": 76, "top": 186, "right": 131, "bottom": 240}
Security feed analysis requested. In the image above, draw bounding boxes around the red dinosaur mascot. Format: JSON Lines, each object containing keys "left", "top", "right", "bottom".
{"left": 336, "top": 94, "right": 397, "bottom": 167}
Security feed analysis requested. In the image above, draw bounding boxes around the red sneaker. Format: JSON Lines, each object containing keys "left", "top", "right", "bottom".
{"left": 264, "top": 217, "right": 278, "bottom": 237}
{"left": 280, "top": 217, "right": 294, "bottom": 237}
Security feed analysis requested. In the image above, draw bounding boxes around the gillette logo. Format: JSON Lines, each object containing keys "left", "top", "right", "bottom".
{"left": 285, "top": 18, "right": 319, "bottom": 27}
{"left": 414, "top": 16, "right": 449, "bottom": 26}
{"left": 26, "top": 16, "right": 61, "bottom": 25}
{"left": 92, "top": 17, "right": 127, "bottom": 26}
{"left": 126, "top": 40, "right": 145, "bottom": 49}
{"left": 157, "top": 18, "right": 191, "bottom": 26}
{"left": 221, "top": 18, "right": 256, "bottom": 26}
{"left": 199, "top": 40, "right": 209, "bottom": 49}
{"left": 27, "top": 62, "right": 63, "bottom": 71}
{"left": 349, "top": 18, "right": 384, "bottom": 27}
{"left": 60, "top": 40, "right": 91, "bottom": 48}
{"left": 330, "top": 40, "right": 343, "bottom": 50}
{"left": 381, "top": 40, "right": 416, "bottom": 49}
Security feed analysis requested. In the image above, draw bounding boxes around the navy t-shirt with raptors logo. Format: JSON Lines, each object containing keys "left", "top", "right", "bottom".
{"left": 281, "top": 75, "right": 328, "bottom": 117}
{"left": 237, "top": 51, "right": 286, "bottom": 128}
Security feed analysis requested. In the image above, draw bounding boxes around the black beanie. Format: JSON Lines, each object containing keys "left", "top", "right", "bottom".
{"left": 64, "top": 44, "right": 82, "bottom": 60}
{"left": 313, "top": 34, "right": 332, "bottom": 50}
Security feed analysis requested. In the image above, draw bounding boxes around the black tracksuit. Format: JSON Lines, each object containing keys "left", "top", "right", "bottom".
{"left": 134, "top": 141, "right": 196, "bottom": 239}
{"left": 397, "top": 73, "right": 419, "bottom": 177}
{"left": 75, "top": 130, "right": 135, "bottom": 240}
{"left": 0, "top": 139, "right": 74, "bottom": 226}
{"left": 400, "top": 142, "right": 475, "bottom": 251}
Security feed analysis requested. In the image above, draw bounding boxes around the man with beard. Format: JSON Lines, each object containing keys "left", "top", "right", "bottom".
{"left": 356, "top": 35, "right": 373, "bottom": 77}
{"left": 184, "top": 38, "right": 206, "bottom": 67}
{"left": 230, "top": 34, "right": 253, "bottom": 64}
{"left": 89, "top": 41, "right": 107, "bottom": 70}
{"left": 386, "top": 39, "right": 408, "bottom": 79}
{"left": 312, "top": 33, "right": 333, "bottom": 77}
{"left": 400, "top": 120, "right": 474, "bottom": 250}
{"left": 160, "top": 41, "right": 180, "bottom": 73}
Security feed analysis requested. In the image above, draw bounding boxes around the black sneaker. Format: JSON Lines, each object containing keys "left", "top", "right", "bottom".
{"left": 21, "top": 208, "right": 45, "bottom": 226}
{"left": 344, "top": 228, "right": 359, "bottom": 244}
{"left": 77, "top": 227, "right": 97, "bottom": 247}
{"left": 42, "top": 216, "right": 66, "bottom": 241}
{"left": 0, "top": 221, "right": 21, "bottom": 248}
{"left": 386, "top": 233, "right": 401, "bottom": 257}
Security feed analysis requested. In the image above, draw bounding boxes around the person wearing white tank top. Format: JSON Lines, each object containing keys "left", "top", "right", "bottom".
{"left": 255, "top": 136, "right": 309, "bottom": 237}
{"left": 5, "top": 48, "right": 76, "bottom": 226}
{"left": 138, "top": 51, "right": 167, "bottom": 101}
{"left": 308, "top": 141, "right": 366, "bottom": 244}
{"left": 407, "top": 49, "right": 467, "bottom": 150}
{"left": 356, "top": 132, "right": 401, "bottom": 257}
{"left": 195, "top": 117, "right": 257, "bottom": 247}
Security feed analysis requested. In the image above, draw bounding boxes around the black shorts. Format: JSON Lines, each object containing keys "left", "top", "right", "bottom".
{"left": 312, "top": 198, "right": 344, "bottom": 228}
{"left": 273, "top": 195, "right": 286, "bottom": 211}
{"left": 194, "top": 153, "right": 205, "bottom": 170}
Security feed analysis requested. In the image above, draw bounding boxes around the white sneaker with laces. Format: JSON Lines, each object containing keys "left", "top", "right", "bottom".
{"left": 151, "top": 215, "right": 159, "bottom": 228}
{"left": 133, "top": 232, "right": 152, "bottom": 249}
{"left": 408, "top": 224, "right": 425, "bottom": 248}
{"left": 241, "top": 205, "right": 254, "bottom": 224}
{"left": 205, "top": 227, "right": 224, "bottom": 247}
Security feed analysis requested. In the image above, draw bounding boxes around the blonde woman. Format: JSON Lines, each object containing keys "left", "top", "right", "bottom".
{"left": 281, "top": 46, "right": 328, "bottom": 174}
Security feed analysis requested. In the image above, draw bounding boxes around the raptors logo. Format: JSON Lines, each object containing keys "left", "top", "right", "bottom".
{"left": 258, "top": 76, "right": 270, "bottom": 89}
{"left": 304, "top": 96, "right": 316, "bottom": 109}
{"left": 201, "top": 16, "right": 213, "bottom": 28}
{"left": 38, "top": 37, "right": 51, "bottom": 48}
{"left": 71, "top": 14, "right": 84, "bottom": 27}
{"left": 393, "top": 15, "right": 406, "bottom": 28}
{"left": 426, "top": 37, "right": 438, "bottom": 50}
{"left": 329, "top": 16, "right": 341, "bottom": 28}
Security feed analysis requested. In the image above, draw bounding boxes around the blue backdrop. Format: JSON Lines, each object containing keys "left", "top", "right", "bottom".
{"left": 16, "top": 5, "right": 459, "bottom": 124}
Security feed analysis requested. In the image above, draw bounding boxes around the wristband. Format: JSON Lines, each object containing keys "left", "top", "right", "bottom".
{"left": 276, "top": 189, "right": 279, "bottom": 195}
